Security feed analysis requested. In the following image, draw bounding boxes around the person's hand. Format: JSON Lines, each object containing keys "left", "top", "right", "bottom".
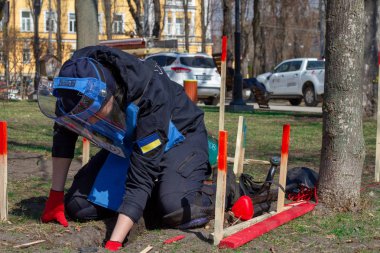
{"left": 104, "top": 241, "right": 122, "bottom": 251}
{"left": 41, "top": 189, "right": 68, "bottom": 227}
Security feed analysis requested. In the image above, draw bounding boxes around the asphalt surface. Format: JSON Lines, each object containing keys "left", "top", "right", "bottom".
{"left": 209, "top": 98, "right": 323, "bottom": 114}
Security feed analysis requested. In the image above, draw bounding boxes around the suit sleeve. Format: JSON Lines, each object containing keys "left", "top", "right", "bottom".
{"left": 117, "top": 87, "right": 171, "bottom": 223}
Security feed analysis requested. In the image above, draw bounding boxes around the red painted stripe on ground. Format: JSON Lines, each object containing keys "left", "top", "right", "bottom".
{"left": 217, "top": 130, "right": 228, "bottom": 171}
{"left": 163, "top": 235, "right": 186, "bottom": 244}
{"left": 219, "top": 202, "right": 315, "bottom": 249}
{"left": 281, "top": 124, "right": 290, "bottom": 155}
{"left": 0, "top": 121, "right": 7, "bottom": 155}
{"left": 221, "top": 36, "right": 227, "bottom": 62}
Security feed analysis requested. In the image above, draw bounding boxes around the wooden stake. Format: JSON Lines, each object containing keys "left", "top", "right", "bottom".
{"left": 0, "top": 121, "right": 8, "bottom": 221}
{"left": 219, "top": 36, "right": 227, "bottom": 131}
{"left": 13, "top": 240, "right": 45, "bottom": 249}
{"left": 276, "top": 124, "right": 290, "bottom": 213}
{"left": 82, "top": 137, "right": 90, "bottom": 166}
{"left": 233, "top": 116, "right": 244, "bottom": 176}
{"left": 237, "top": 118, "right": 246, "bottom": 178}
{"left": 139, "top": 245, "right": 153, "bottom": 253}
{"left": 375, "top": 51, "right": 380, "bottom": 182}
{"left": 214, "top": 130, "right": 228, "bottom": 245}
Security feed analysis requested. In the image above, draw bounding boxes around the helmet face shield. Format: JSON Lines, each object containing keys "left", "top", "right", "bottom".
{"left": 37, "top": 58, "right": 129, "bottom": 157}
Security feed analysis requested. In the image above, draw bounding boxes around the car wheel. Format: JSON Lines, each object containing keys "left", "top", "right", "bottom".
{"left": 289, "top": 98, "right": 302, "bottom": 106}
{"left": 303, "top": 85, "right": 318, "bottom": 107}
{"left": 203, "top": 97, "right": 218, "bottom": 106}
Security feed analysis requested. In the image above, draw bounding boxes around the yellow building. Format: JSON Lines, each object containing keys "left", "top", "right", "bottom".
{"left": 0, "top": 0, "right": 212, "bottom": 94}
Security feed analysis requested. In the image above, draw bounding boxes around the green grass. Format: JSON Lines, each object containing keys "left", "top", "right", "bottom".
{"left": 0, "top": 101, "right": 379, "bottom": 252}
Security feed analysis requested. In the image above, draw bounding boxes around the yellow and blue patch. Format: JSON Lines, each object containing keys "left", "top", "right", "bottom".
{"left": 137, "top": 132, "right": 162, "bottom": 154}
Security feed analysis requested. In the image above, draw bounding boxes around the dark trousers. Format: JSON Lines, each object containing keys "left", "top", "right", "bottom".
{"left": 64, "top": 128, "right": 214, "bottom": 226}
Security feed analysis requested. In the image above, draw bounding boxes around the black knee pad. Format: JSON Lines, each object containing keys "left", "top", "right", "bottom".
{"left": 65, "top": 196, "right": 105, "bottom": 221}
{"left": 161, "top": 204, "right": 214, "bottom": 228}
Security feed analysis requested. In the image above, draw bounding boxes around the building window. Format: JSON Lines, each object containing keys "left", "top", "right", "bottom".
{"left": 68, "top": 13, "right": 76, "bottom": 33}
{"left": 21, "top": 11, "right": 33, "bottom": 32}
{"left": 98, "top": 14, "right": 103, "bottom": 34}
{"left": 23, "top": 48, "right": 31, "bottom": 63}
{"left": 45, "top": 11, "right": 57, "bottom": 32}
{"left": 167, "top": 17, "right": 172, "bottom": 35}
{"left": 112, "top": 14, "right": 123, "bottom": 34}
{"left": 175, "top": 18, "right": 184, "bottom": 35}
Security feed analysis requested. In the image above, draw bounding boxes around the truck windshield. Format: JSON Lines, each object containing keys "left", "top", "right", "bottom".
{"left": 306, "top": 61, "right": 325, "bottom": 70}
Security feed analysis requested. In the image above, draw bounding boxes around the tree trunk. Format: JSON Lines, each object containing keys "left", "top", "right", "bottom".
{"left": 76, "top": 0, "right": 99, "bottom": 49}
{"left": 103, "top": 0, "right": 112, "bottom": 40}
{"left": 362, "top": 0, "right": 378, "bottom": 117}
{"left": 152, "top": 0, "right": 161, "bottom": 38}
{"left": 201, "top": 0, "right": 206, "bottom": 52}
{"left": 56, "top": 0, "right": 62, "bottom": 62}
{"left": 33, "top": 0, "right": 41, "bottom": 91}
{"left": 182, "top": 0, "right": 190, "bottom": 52}
{"left": 319, "top": 0, "right": 365, "bottom": 211}
{"left": 252, "top": 0, "right": 261, "bottom": 76}
{"left": 127, "top": 0, "right": 143, "bottom": 36}
{"left": 319, "top": 0, "right": 326, "bottom": 58}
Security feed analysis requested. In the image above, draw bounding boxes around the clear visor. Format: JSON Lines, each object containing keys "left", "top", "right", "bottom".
{"left": 38, "top": 78, "right": 128, "bottom": 157}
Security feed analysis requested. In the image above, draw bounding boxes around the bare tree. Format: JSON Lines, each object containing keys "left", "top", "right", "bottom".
{"left": 127, "top": 0, "right": 143, "bottom": 36}
{"left": 56, "top": 0, "right": 62, "bottom": 61}
{"left": 103, "top": 0, "right": 113, "bottom": 40}
{"left": 182, "top": 0, "right": 190, "bottom": 52}
{"left": 362, "top": 0, "right": 378, "bottom": 117}
{"left": 252, "top": 0, "right": 262, "bottom": 76}
{"left": 75, "top": 0, "right": 99, "bottom": 49}
{"left": 152, "top": 0, "right": 161, "bottom": 38}
{"left": 319, "top": 0, "right": 365, "bottom": 211}
{"left": 201, "top": 0, "right": 206, "bottom": 52}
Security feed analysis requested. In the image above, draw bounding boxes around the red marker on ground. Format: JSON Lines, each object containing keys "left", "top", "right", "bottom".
{"left": 163, "top": 234, "right": 186, "bottom": 244}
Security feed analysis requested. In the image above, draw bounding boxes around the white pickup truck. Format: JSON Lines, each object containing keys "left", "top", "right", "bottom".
{"left": 256, "top": 58, "right": 325, "bottom": 106}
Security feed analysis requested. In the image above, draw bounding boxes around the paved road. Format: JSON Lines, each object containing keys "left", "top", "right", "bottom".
{"left": 253, "top": 102, "right": 322, "bottom": 113}
{"left": 219, "top": 98, "right": 323, "bottom": 114}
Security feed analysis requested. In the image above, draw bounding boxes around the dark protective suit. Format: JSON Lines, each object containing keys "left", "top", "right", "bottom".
{"left": 53, "top": 46, "right": 215, "bottom": 226}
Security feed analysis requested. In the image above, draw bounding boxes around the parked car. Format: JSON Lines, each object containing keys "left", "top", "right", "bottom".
{"left": 256, "top": 58, "right": 325, "bottom": 106}
{"left": 145, "top": 52, "right": 221, "bottom": 105}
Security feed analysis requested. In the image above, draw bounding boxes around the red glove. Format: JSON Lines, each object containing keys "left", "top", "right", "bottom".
{"left": 41, "top": 189, "right": 68, "bottom": 227}
{"left": 105, "top": 241, "right": 122, "bottom": 251}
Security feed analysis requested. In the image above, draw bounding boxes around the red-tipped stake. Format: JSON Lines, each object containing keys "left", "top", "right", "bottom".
{"left": 219, "top": 36, "right": 228, "bottom": 131}
{"left": 214, "top": 130, "right": 228, "bottom": 245}
{"left": 0, "top": 121, "right": 8, "bottom": 221}
{"left": 82, "top": 137, "right": 90, "bottom": 166}
{"left": 277, "top": 124, "right": 290, "bottom": 212}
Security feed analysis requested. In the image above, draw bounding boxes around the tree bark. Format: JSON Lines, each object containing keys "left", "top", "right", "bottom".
{"left": 127, "top": 0, "right": 143, "bottom": 36}
{"left": 362, "top": 0, "right": 378, "bottom": 117}
{"left": 152, "top": 0, "right": 161, "bottom": 38}
{"left": 103, "top": 0, "right": 112, "bottom": 40}
{"left": 201, "top": 0, "right": 206, "bottom": 52}
{"left": 75, "top": 0, "right": 99, "bottom": 49}
{"left": 319, "top": 0, "right": 365, "bottom": 211}
{"left": 56, "top": 0, "right": 62, "bottom": 62}
{"left": 252, "top": 0, "right": 261, "bottom": 76}
{"left": 182, "top": 0, "right": 190, "bottom": 52}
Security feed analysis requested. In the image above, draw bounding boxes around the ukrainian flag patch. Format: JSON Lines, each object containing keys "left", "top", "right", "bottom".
{"left": 137, "top": 132, "right": 162, "bottom": 154}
